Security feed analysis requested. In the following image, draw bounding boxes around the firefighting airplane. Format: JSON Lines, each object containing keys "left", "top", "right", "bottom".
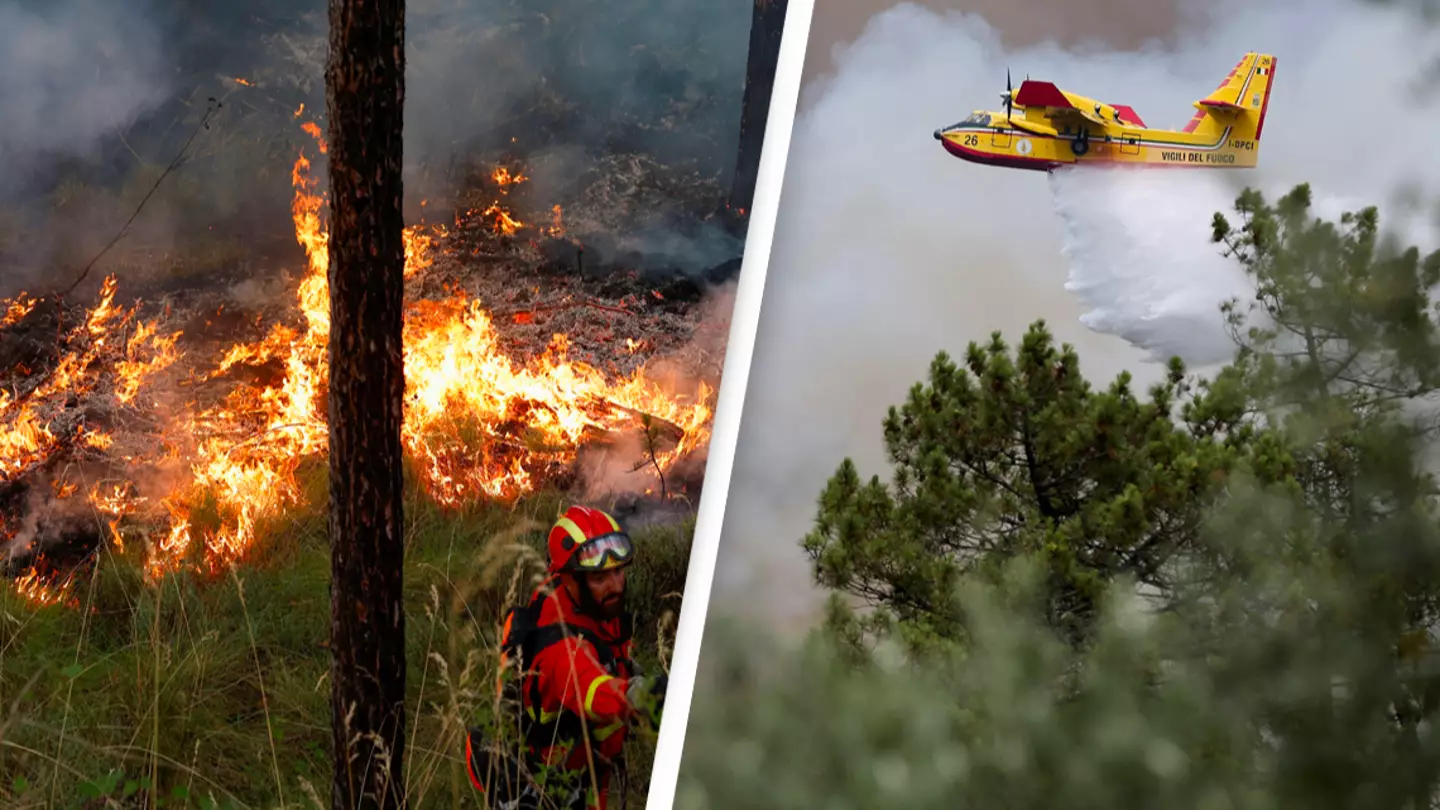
{"left": 933, "top": 51, "right": 1275, "bottom": 172}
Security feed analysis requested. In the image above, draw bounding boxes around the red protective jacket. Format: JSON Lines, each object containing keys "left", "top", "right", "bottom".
{"left": 515, "top": 580, "right": 637, "bottom": 809}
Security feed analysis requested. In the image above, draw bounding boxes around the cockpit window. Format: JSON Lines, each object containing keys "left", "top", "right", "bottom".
{"left": 963, "top": 111, "right": 991, "bottom": 126}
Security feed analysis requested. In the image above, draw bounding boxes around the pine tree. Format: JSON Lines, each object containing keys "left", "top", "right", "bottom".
{"left": 1211, "top": 186, "right": 1440, "bottom": 804}
{"left": 804, "top": 322, "right": 1290, "bottom": 649}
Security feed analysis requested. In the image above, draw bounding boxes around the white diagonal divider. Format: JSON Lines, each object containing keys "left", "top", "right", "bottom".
{"left": 641, "top": 1, "right": 815, "bottom": 807}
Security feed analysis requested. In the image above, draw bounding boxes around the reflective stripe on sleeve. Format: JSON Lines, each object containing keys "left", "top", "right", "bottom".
{"left": 583, "top": 674, "right": 615, "bottom": 718}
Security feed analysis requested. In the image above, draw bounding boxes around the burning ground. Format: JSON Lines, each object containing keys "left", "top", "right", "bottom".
{"left": 0, "top": 120, "right": 730, "bottom": 608}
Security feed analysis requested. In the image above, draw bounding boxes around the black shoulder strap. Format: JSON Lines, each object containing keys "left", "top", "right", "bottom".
{"left": 525, "top": 622, "right": 618, "bottom": 669}
{"left": 508, "top": 590, "right": 634, "bottom": 674}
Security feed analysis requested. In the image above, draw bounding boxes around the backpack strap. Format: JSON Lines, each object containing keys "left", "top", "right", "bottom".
{"left": 616, "top": 611, "right": 634, "bottom": 647}
{"left": 509, "top": 589, "right": 632, "bottom": 674}
{"left": 523, "top": 623, "right": 619, "bottom": 671}
{"left": 507, "top": 604, "right": 640, "bottom": 754}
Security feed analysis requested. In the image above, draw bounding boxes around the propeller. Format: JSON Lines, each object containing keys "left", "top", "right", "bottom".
{"left": 1002, "top": 67, "right": 1014, "bottom": 121}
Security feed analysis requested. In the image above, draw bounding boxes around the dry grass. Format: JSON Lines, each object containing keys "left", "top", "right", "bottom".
{"left": 0, "top": 486, "right": 691, "bottom": 809}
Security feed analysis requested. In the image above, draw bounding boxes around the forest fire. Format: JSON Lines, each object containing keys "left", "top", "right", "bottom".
{"left": 0, "top": 122, "right": 715, "bottom": 605}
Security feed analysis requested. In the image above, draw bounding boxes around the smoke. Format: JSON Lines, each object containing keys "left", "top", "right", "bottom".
{"left": 0, "top": 0, "right": 170, "bottom": 291}
{"left": 798, "top": 0, "right": 1183, "bottom": 86}
{"left": 398, "top": 0, "right": 752, "bottom": 272}
{"left": 0, "top": 0, "right": 169, "bottom": 196}
{"left": 711, "top": 0, "right": 1440, "bottom": 632}
{"left": 1, "top": 479, "right": 94, "bottom": 563}
{"left": 577, "top": 280, "right": 735, "bottom": 500}
{"left": 402, "top": 0, "right": 749, "bottom": 182}
{"left": 0, "top": 0, "right": 750, "bottom": 295}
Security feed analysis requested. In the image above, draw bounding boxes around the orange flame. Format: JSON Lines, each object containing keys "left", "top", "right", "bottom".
{"left": 12, "top": 567, "right": 75, "bottom": 607}
{"left": 0, "top": 120, "right": 714, "bottom": 602}
{"left": 481, "top": 204, "right": 524, "bottom": 235}
{"left": 492, "top": 167, "right": 528, "bottom": 188}
{"left": 2, "top": 293, "right": 36, "bottom": 327}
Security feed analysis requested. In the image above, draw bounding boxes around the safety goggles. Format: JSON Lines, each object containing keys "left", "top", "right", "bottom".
{"left": 570, "top": 532, "right": 634, "bottom": 571}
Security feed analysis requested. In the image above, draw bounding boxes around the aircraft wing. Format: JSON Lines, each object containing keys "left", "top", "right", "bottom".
{"left": 1012, "top": 80, "right": 1108, "bottom": 126}
{"left": 1110, "top": 105, "right": 1146, "bottom": 127}
{"left": 1008, "top": 117, "right": 1058, "bottom": 136}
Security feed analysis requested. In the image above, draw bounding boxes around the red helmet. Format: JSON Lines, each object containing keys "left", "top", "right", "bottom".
{"left": 547, "top": 505, "right": 635, "bottom": 574}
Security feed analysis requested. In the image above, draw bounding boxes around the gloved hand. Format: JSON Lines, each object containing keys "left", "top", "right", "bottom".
{"left": 626, "top": 673, "right": 667, "bottom": 725}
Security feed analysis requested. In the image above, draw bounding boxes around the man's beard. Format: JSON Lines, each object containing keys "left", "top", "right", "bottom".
{"left": 588, "top": 584, "right": 626, "bottom": 621}
{"left": 576, "top": 573, "right": 627, "bottom": 616}
{"left": 597, "top": 590, "right": 626, "bottom": 620}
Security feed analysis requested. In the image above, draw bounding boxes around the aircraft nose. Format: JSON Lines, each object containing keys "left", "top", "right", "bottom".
{"left": 933, "top": 128, "right": 943, "bottom": 140}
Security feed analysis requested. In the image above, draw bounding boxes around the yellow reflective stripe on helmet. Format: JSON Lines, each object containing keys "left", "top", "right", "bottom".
{"left": 555, "top": 516, "right": 589, "bottom": 548}
{"left": 601, "top": 511, "right": 620, "bottom": 532}
{"left": 583, "top": 675, "right": 615, "bottom": 717}
{"left": 593, "top": 720, "right": 624, "bottom": 741}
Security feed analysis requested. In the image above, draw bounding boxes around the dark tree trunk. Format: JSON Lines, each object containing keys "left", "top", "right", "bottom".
{"left": 324, "top": 0, "right": 407, "bottom": 808}
{"left": 728, "top": 0, "right": 789, "bottom": 231}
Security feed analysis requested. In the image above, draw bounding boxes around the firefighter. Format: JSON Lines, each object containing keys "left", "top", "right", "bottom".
{"left": 467, "top": 505, "right": 668, "bottom": 810}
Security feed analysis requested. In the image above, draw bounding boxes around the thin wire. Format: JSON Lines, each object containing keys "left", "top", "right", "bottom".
{"left": 57, "top": 97, "right": 223, "bottom": 298}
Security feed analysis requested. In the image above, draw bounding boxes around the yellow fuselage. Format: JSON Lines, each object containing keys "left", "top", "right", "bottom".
{"left": 934, "top": 110, "right": 1259, "bottom": 172}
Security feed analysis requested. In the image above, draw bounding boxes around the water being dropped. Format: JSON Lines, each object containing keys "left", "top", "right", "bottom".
{"left": 1048, "top": 165, "right": 1248, "bottom": 367}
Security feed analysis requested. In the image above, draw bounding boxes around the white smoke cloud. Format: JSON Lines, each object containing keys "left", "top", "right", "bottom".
{"left": 710, "top": 0, "right": 1440, "bottom": 632}
{"left": 0, "top": 0, "right": 169, "bottom": 194}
